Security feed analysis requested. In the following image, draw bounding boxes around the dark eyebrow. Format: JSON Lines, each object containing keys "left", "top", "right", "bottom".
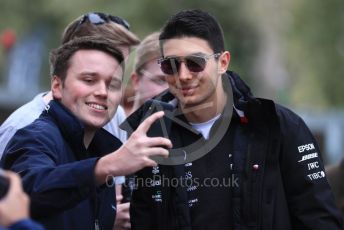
{"left": 79, "top": 71, "right": 98, "bottom": 77}
{"left": 79, "top": 72, "right": 123, "bottom": 84}
{"left": 189, "top": 52, "right": 207, "bottom": 56}
{"left": 164, "top": 52, "right": 206, "bottom": 59}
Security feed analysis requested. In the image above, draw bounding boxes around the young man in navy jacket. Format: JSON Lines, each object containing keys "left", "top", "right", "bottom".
{"left": 1, "top": 36, "right": 171, "bottom": 230}
{"left": 124, "top": 9, "right": 343, "bottom": 230}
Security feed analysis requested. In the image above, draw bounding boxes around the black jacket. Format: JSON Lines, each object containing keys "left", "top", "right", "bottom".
{"left": 123, "top": 71, "right": 343, "bottom": 230}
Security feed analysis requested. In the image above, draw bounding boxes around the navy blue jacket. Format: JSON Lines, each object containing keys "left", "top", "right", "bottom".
{"left": 124, "top": 71, "right": 343, "bottom": 230}
{"left": 1, "top": 100, "right": 122, "bottom": 230}
{"left": 3, "top": 219, "right": 45, "bottom": 230}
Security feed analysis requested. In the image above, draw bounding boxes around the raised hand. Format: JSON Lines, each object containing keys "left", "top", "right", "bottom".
{"left": 95, "top": 111, "right": 172, "bottom": 184}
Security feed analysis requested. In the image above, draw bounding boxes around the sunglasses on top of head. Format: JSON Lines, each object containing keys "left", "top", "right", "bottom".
{"left": 78, "top": 12, "right": 130, "bottom": 30}
{"left": 157, "top": 53, "right": 221, "bottom": 75}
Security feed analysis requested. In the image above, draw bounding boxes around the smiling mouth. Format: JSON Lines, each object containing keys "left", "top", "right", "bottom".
{"left": 178, "top": 85, "right": 198, "bottom": 94}
{"left": 86, "top": 103, "right": 107, "bottom": 111}
{"left": 177, "top": 85, "right": 196, "bottom": 89}
{"left": 182, "top": 87, "right": 195, "bottom": 90}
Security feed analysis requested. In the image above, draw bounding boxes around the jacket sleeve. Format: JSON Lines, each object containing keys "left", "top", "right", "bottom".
{"left": 8, "top": 219, "right": 45, "bottom": 230}
{"left": 1, "top": 128, "right": 100, "bottom": 218}
{"left": 277, "top": 106, "right": 343, "bottom": 229}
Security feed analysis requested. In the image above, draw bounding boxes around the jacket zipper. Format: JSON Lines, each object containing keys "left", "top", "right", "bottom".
{"left": 93, "top": 186, "right": 100, "bottom": 230}
{"left": 94, "top": 219, "right": 100, "bottom": 230}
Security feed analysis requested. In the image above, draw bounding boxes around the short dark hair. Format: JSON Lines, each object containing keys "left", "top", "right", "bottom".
{"left": 50, "top": 36, "right": 124, "bottom": 81}
{"left": 159, "top": 9, "right": 225, "bottom": 55}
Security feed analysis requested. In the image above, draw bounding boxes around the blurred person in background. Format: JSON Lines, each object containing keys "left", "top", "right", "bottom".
{"left": 0, "top": 170, "right": 44, "bottom": 230}
{"left": 121, "top": 82, "right": 136, "bottom": 116}
{"left": 121, "top": 32, "right": 168, "bottom": 205}
{"left": 0, "top": 12, "right": 140, "bottom": 230}
{"left": 121, "top": 32, "right": 168, "bottom": 117}
{"left": 129, "top": 32, "right": 168, "bottom": 115}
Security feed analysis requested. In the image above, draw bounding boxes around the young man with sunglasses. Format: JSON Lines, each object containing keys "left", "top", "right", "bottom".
{"left": 124, "top": 9, "right": 343, "bottom": 229}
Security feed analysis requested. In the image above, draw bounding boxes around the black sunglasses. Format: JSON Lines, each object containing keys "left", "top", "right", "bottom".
{"left": 78, "top": 12, "right": 130, "bottom": 30}
{"left": 157, "top": 53, "right": 221, "bottom": 75}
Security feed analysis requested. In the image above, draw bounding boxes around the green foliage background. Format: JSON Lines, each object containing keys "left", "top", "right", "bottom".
{"left": 0, "top": 0, "right": 343, "bottom": 109}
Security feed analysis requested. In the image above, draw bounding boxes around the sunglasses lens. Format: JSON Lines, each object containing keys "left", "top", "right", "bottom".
{"left": 159, "top": 56, "right": 208, "bottom": 75}
{"left": 108, "top": 15, "right": 130, "bottom": 30}
{"left": 79, "top": 13, "right": 130, "bottom": 31}
{"left": 185, "top": 56, "right": 206, "bottom": 72}
{"left": 160, "top": 58, "right": 180, "bottom": 75}
{"left": 87, "top": 13, "right": 106, "bottom": 25}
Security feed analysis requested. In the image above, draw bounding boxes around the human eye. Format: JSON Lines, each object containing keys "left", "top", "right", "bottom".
{"left": 81, "top": 74, "right": 95, "bottom": 84}
{"left": 108, "top": 79, "right": 122, "bottom": 91}
{"left": 83, "top": 78, "right": 93, "bottom": 83}
{"left": 152, "top": 77, "right": 167, "bottom": 85}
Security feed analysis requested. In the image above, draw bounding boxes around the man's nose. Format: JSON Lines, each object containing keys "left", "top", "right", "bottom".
{"left": 95, "top": 82, "right": 108, "bottom": 97}
{"left": 177, "top": 62, "right": 193, "bottom": 81}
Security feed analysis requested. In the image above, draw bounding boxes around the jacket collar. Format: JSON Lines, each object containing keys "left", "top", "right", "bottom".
{"left": 42, "top": 100, "right": 121, "bottom": 159}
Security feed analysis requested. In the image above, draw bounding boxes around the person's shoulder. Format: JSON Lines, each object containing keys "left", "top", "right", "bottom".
{"left": 2, "top": 113, "right": 70, "bottom": 167}
{"left": 0, "top": 92, "right": 46, "bottom": 131}
{"left": 272, "top": 103, "right": 314, "bottom": 140}
{"left": 8, "top": 218, "right": 45, "bottom": 230}
{"left": 103, "top": 105, "right": 127, "bottom": 142}
{"left": 2, "top": 116, "right": 64, "bottom": 164}
{"left": 114, "top": 105, "right": 127, "bottom": 122}
{"left": 106, "top": 105, "right": 127, "bottom": 128}
{"left": 251, "top": 98, "right": 302, "bottom": 128}
{"left": 274, "top": 103, "right": 304, "bottom": 127}
{"left": 10, "top": 115, "right": 62, "bottom": 146}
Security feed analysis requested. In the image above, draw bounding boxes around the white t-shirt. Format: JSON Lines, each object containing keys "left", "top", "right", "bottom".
{"left": 189, "top": 114, "right": 221, "bottom": 140}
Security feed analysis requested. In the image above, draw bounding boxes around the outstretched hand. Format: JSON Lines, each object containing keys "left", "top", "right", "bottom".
{"left": 95, "top": 111, "right": 172, "bottom": 184}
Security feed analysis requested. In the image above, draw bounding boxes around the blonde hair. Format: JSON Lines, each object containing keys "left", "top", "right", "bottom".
{"left": 49, "top": 13, "right": 140, "bottom": 74}
{"left": 133, "top": 32, "right": 160, "bottom": 74}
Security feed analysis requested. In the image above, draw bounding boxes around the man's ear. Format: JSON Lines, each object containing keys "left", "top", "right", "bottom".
{"left": 51, "top": 75, "right": 63, "bottom": 100}
{"left": 131, "top": 71, "right": 140, "bottom": 92}
{"left": 217, "top": 51, "right": 230, "bottom": 75}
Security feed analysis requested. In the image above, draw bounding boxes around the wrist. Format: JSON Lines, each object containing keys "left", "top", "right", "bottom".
{"left": 94, "top": 156, "right": 111, "bottom": 185}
